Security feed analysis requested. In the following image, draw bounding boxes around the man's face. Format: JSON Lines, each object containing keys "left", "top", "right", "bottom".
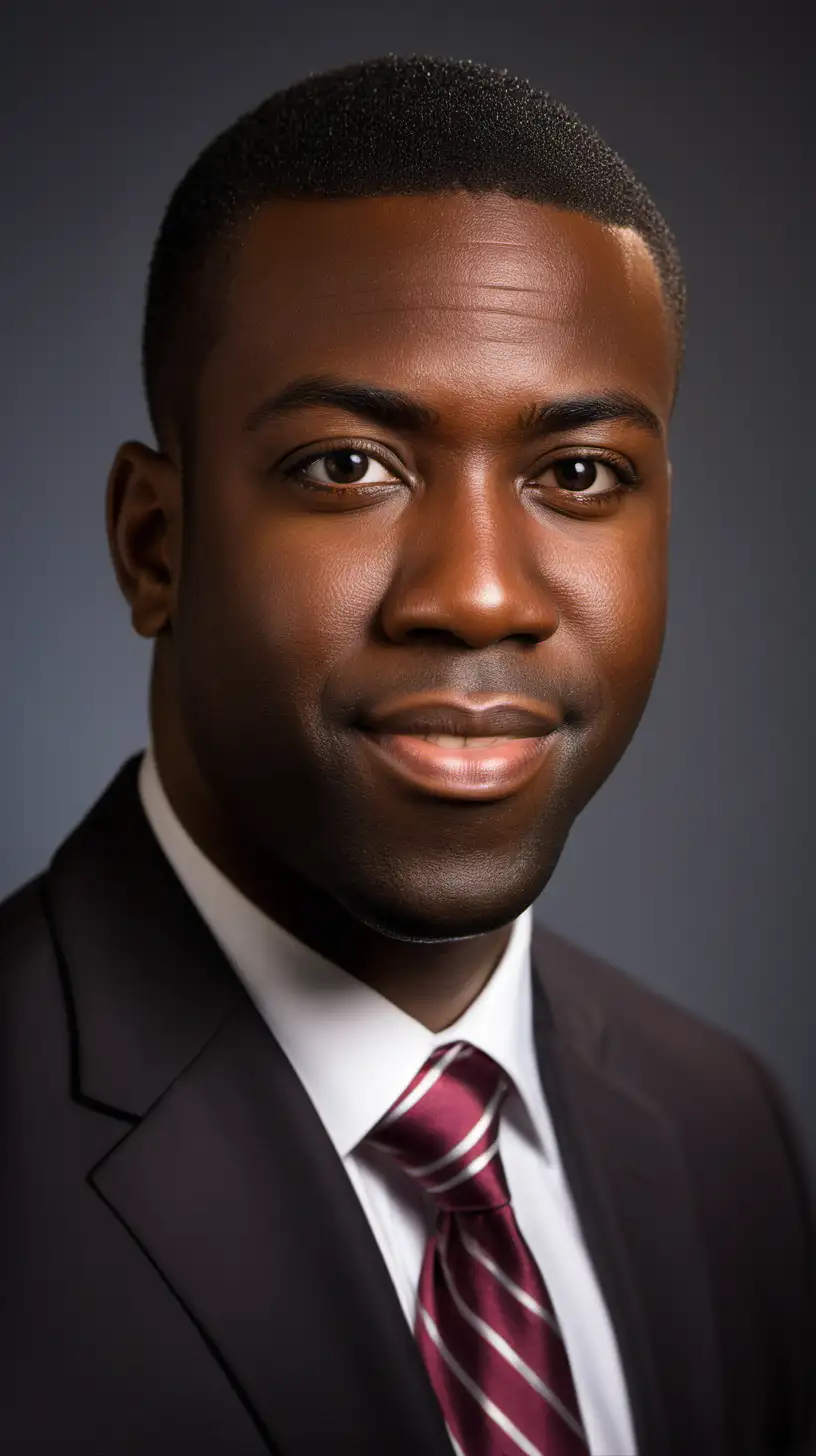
{"left": 170, "top": 191, "right": 675, "bottom": 940}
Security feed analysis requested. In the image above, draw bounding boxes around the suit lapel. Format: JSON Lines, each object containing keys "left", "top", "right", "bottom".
{"left": 530, "top": 924, "right": 727, "bottom": 1456}
{"left": 88, "top": 1000, "right": 453, "bottom": 1456}
{"left": 44, "top": 756, "right": 453, "bottom": 1456}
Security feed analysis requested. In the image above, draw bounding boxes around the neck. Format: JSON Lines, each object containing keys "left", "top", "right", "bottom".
{"left": 148, "top": 711, "right": 512, "bottom": 1033}
{"left": 174, "top": 782, "right": 511, "bottom": 1030}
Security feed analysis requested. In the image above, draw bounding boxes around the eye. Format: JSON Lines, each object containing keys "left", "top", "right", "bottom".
{"left": 540, "top": 457, "right": 628, "bottom": 496}
{"left": 293, "top": 449, "right": 401, "bottom": 488}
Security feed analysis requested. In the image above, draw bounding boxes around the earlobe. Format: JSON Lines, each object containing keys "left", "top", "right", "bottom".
{"left": 105, "top": 440, "right": 182, "bottom": 640}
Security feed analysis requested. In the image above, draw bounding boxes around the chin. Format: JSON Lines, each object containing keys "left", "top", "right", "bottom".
{"left": 333, "top": 844, "right": 563, "bottom": 944}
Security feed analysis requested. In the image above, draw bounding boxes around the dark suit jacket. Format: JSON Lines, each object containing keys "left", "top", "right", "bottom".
{"left": 1, "top": 754, "right": 813, "bottom": 1456}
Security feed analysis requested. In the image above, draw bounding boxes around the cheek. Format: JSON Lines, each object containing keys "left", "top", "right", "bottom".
{"left": 547, "top": 528, "right": 668, "bottom": 816}
{"left": 251, "top": 523, "right": 386, "bottom": 665}
{"left": 567, "top": 522, "right": 669, "bottom": 715}
{"left": 183, "top": 500, "right": 385, "bottom": 694}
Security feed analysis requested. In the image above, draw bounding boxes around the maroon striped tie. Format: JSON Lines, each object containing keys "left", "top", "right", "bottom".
{"left": 370, "top": 1040, "right": 589, "bottom": 1456}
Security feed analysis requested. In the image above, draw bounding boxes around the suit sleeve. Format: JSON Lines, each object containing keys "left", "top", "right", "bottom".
{"left": 739, "top": 1045, "right": 816, "bottom": 1455}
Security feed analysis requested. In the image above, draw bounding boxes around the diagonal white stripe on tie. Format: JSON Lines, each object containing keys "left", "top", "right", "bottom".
{"left": 445, "top": 1422, "right": 468, "bottom": 1456}
{"left": 458, "top": 1226, "right": 563, "bottom": 1333}
{"left": 419, "top": 1305, "right": 547, "bottom": 1456}
{"left": 426, "top": 1135, "right": 502, "bottom": 1195}
{"left": 379, "top": 1042, "right": 468, "bottom": 1127}
{"left": 408, "top": 1079, "right": 507, "bottom": 1179}
{"left": 438, "top": 1232, "right": 588, "bottom": 1442}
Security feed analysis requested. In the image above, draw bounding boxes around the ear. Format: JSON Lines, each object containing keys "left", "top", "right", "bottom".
{"left": 105, "top": 440, "right": 182, "bottom": 639}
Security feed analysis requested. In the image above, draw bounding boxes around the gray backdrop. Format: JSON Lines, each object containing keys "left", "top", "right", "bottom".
{"left": 2, "top": 0, "right": 812, "bottom": 1156}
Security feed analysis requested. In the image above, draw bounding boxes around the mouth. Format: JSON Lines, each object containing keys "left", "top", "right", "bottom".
{"left": 355, "top": 728, "right": 558, "bottom": 801}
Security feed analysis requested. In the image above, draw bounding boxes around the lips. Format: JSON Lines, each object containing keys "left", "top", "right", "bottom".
{"left": 357, "top": 692, "right": 560, "bottom": 739}
{"left": 355, "top": 693, "right": 561, "bottom": 801}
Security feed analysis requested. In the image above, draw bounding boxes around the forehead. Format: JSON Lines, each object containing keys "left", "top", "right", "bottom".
{"left": 206, "top": 192, "right": 676, "bottom": 420}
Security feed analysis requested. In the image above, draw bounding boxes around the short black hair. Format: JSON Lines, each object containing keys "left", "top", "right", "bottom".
{"left": 143, "top": 53, "right": 686, "bottom": 447}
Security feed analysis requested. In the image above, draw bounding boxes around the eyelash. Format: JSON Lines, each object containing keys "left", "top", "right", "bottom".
{"left": 282, "top": 443, "right": 643, "bottom": 506}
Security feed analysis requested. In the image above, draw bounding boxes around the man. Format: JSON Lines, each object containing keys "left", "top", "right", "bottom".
{"left": 0, "top": 53, "right": 812, "bottom": 1456}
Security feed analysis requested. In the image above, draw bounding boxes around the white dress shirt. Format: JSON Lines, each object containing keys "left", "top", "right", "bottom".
{"left": 137, "top": 742, "right": 638, "bottom": 1456}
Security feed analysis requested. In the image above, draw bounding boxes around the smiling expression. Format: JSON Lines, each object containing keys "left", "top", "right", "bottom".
{"left": 130, "top": 189, "right": 676, "bottom": 940}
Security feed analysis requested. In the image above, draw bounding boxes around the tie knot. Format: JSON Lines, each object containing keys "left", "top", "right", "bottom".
{"left": 369, "top": 1042, "right": 511, "bottom": 1212}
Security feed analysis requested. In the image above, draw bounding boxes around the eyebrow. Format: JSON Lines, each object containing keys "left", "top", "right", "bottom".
{"left": 241, "top": 373, "right": 663, "bottom": 440}
{"left": 243, "top": 376, "right": 439, "bottom": 434}
{"left": 517, "top": 390, "right": 663, "bottom": 440}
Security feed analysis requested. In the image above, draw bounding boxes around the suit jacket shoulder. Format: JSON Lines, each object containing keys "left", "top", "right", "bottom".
{"left": 533, "top": 914, "right": 810, "bottom": 1162}
{"left": 0, "top": 874, "right": 66, "bottom": 1079}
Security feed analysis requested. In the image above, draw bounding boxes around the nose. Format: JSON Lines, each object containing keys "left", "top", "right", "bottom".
{"left": 378, "top": 477, "right": 560, "bottom": 650}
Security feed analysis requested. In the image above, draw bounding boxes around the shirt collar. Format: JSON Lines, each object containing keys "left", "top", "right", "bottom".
{"left": 138, "top": 742, "right": 547, "bottom": 1160}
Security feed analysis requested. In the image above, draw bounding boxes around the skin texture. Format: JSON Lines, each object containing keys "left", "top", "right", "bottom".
{"left": 107, "top": 191, "right": 676, "bottom": 1030}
